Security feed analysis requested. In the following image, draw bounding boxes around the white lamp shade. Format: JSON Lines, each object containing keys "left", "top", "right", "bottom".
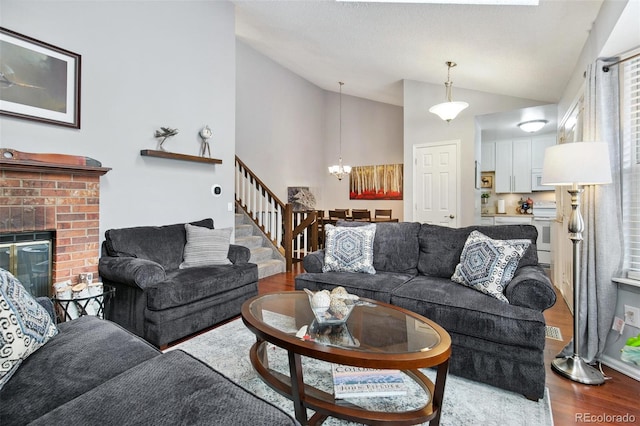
{"left": 429, "top": 101, "right": 469, "bottom": 122}
{"left": 541, "top": 142, "right": 612, "bottom": 186}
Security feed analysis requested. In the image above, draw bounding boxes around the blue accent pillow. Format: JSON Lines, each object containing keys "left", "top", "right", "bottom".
{"left": 323, "top": 224, "right": 377, "bottom": 274}
{"left": 451, "top": 231, "right": 531, "bottom": 303}
{"left": 0, "top": 268, "right": 58, "bottom": 390}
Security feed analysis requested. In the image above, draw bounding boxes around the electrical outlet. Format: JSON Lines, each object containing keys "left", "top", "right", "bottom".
{"left": 624, "top": 305, "right": 640, "bottom": 328}
{"left": 612, "top": 316, "right": 625, "bottom": 333}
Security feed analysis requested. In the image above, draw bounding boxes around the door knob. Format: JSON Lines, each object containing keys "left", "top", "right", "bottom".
{"left": 449, "top": 215, "right": 455, "bottom": 219}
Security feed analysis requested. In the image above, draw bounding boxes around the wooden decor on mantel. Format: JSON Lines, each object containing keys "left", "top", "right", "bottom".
{"left": 140, "top": 149, "right": 222, "bottom": 165}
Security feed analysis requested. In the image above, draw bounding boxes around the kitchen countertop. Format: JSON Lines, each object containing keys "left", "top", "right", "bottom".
{"left": 481, "top": 213, "right": 534, "bottom": 217}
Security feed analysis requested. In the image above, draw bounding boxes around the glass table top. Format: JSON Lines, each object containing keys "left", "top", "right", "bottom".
{"left": 246, "top": 291, "right": 442, "bottom": 355}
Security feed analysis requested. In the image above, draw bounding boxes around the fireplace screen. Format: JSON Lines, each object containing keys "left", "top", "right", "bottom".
{"left": 0, "top": 232, "right": 52, "bottom": 297}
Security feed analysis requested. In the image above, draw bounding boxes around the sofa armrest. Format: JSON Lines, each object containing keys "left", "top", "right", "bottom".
{"left": 302, "top": 249, "right": 325, "bottom": 273}
{"left": 228, "top": 244, "right": 250, "bottom": 264}
{"left": 99, "top": 256, "right": 166, "bottom": 289}
{"left": 504, "top": 265, "right": 556, "bottom": 311}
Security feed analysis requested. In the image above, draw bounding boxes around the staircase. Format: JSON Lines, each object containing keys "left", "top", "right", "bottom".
{"left": 235, "top": 210, "right": 285, "bottom": 279}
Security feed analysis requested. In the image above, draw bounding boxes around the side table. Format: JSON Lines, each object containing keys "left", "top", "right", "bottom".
{"left": 52, "top": 284, "right": 115, "bottom": 322}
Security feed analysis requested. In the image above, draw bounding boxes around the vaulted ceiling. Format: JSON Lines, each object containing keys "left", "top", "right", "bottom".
{"left": 234, "top": 0, "right": 604, "bottom": 106}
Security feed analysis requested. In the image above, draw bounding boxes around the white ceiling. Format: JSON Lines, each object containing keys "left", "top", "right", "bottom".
{"left": 234, "top": 0, "right": 604, "bottom": 107}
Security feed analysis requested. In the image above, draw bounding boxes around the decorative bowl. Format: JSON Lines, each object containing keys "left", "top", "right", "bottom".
{"left": 305, "top": 288, "right": 357, "bottom": 326}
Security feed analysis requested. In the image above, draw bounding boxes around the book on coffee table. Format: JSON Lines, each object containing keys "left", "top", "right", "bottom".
{"left": 331, "top": 364, "right": 407, "bottom": 398}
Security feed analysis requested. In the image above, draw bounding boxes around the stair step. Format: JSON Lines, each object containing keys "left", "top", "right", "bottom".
{"left": 235, "top": 235, "right": 263, "bottom": 249}
{"left": 235, "top": 224, "right": 253, "bottom": 238}
{"left": 257, "top": 259, "right": 286, "bottom": 279}
{"left": 235, "top": 213, "right": 245, "bottom": 226}
{"left": 250, "top": 247, "right": 274, "bottom": 263}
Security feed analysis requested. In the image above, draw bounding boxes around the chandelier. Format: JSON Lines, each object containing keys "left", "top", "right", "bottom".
{"left": 429, "top": 61, "right": 469, "bottom": 122}
{"left": 328, "top": 81, "right": 352, "bottom": 180}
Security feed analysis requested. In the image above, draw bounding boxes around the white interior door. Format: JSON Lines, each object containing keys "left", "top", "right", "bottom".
{"left": 413, "top": 141, "right": 459, "bottom": 227}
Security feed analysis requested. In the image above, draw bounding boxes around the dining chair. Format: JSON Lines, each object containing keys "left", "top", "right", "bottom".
{"left": 329, "top": 210, "right": 348, "bottom": 220}
{"left": 374, "top": 209, "right": 392, "bottom": 219}
{"left": 351, "top": 210, "right": 371, "bottom": 221}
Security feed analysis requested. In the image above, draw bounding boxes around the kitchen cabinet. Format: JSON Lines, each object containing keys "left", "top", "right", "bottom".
{"left": 480, "top": 216, "right": 494, "bottom": 226}
{"left": 493, "top": 216, "right": 532, "bottom": 225}
{"left": 531, "top": 135, "right": 556, "bottom": 170}
{"left": 481, "top": 141, "right": 495, "bottom": 172}
{"left": 495, "top": 138, "right": 531, "bottom": 193}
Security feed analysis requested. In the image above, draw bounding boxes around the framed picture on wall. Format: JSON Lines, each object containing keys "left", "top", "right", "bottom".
{"left": 0, "top": 27, "right": 81, "bottom": 128}
{"left": 349, "top": 164, "right": 403, "bottom": 200}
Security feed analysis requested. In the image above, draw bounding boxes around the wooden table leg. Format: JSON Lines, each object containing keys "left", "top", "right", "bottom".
{"left": 430, "top": 359, "right": 449, "bottom": 426}
{"left": 288, "top": 350, "right": 308, "bottom": 425}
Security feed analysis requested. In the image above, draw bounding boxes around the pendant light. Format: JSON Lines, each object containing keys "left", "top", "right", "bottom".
{"left": 328, "top": 81, "right": 352, "bottom": 180}
{"left": 429, "top": 61, "right": 469, "bottom": 122}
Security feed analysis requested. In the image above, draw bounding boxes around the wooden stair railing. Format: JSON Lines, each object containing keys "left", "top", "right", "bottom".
{"left": 235, "top": 156, "right": 318, "bottom": 271}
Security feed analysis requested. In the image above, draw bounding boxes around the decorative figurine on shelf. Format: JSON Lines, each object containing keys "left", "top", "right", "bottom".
{"left": 199, "top": 125, "right": 212, "bottom": 158}
{"left": 154, "top": 127, "right": 178, "bottom": 151}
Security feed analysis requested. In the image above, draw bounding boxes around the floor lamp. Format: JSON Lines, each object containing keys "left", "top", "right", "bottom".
{"left": 541, "top": 141, "right": 612, "bottom": 385}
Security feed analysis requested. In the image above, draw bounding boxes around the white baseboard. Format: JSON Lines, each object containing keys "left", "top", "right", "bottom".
{"left": 601, "top": 354, "right": 640, "bottom": 381}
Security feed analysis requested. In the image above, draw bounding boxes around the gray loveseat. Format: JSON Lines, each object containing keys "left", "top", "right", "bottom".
{"left": 99, "top": 218, "right": 258, "bottom": 347}
{"left": 0, "top": 299, "right": 297, "bottom": 426}
{"left": 295, "top": 221, "right": 556, "bottom": 400}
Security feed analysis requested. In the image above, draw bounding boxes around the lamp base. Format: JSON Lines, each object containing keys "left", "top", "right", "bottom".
{"left": 551, "top": 355, "right": 605, "bottom": 385}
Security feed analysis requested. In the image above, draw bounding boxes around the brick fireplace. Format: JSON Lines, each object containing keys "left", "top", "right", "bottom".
{"left": 0, "top": 155, "right": 110, "bottom": 291}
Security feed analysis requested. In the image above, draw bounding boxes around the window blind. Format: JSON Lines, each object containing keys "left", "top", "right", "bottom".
{"left": 622, "top": 55, "right": 640, "bottom": 279}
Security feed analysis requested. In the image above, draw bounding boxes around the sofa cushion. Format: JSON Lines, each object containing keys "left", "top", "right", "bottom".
{"left": 145, "top": 263, "right": 259, "bottom": 310}
{"left": 104, "top": 218, "right": 213, "bottom": 270}
{"left": 0, "top": 316, "right": 160, "bottom": 425}
{"left": 390, "top": 276, "right": 546, "bottom": 350}
{"left": 295, "top": 271, "right": 414, "bottom": 304}
{"left": 0, "top": 269, "right": 58, "bottom": 390}
{"left": 323, "top": 224, "right": 376, "bottom": 274}
{"left": 335, "top": 221, "right": 421, "bottom": 274}
{"left": 418, "top": 224, "right": 538, "bottom": 278}
{"left": 451, "top": 231, "right": 531, "bottom": 303}
{"left": 29, "top": 350, "right": 297, "bottom": 426}
{"left": 179, "top": 224, "right": 232, "bottom": 268}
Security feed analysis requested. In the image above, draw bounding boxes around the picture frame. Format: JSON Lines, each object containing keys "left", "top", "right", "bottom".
{"left": 349, "top": 163, "right": 403, "bottom": 200}
{"left": 481, "top": 174, "right": 493, "bottom": 189}
{"left": 0, "top": 27, "right": 81, "bottom": 128}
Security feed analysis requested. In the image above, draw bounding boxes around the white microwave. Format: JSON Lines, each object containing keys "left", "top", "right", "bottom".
{"left": 531, "top": 171, "right": 551, "bottom": 191}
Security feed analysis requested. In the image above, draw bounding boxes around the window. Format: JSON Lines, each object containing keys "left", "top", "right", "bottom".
{"left": 622, "top": 53, "right": 640, "bottom": 280}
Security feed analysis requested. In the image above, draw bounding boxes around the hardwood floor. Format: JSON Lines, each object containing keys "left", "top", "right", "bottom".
{"left": 259, "top": 264, "right": 640, "bottom": 425}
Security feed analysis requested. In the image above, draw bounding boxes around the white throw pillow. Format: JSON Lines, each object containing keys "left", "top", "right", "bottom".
{"left": 451, "top": 230, "right": 530, "bottom": 303}
{"left": 0, "top": 268, "right": 58, "bottom": 390}
{"left": 179, "top": 224, "right": 232, "bottom": 268}
{"left": 323, "top": 224, "right": 376, "bottom": 274}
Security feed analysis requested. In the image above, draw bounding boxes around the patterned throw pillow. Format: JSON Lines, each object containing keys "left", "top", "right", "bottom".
{"left": 323, "top": 224, "right": 376, "bottom": 274}
{"left": 451, "top": 230, "right": 531, "bottom": 303}
{"left": 0, "top": 268, "right": 58, "bottom": 390}
{"left": 179, "top": 224, "right": 232, "bottom": 268}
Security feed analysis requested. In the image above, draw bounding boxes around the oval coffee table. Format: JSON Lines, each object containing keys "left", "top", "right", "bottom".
{"left": 241, "top": 291, "right": 451, "bottom": 426}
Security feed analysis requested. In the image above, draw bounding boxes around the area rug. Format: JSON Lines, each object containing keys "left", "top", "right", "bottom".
{"left": 167, "top": 318, "right": 553, "bottom": 426}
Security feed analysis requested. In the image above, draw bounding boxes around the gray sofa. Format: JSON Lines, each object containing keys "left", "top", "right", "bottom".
{"left": 98, "top": 218, "right": 258, "bottom": 347}
{"left": 295, "top": 221, "right": 556, "bottom": 400}
{"left": 0, "top": 299, "right": 298, "bottom": 426}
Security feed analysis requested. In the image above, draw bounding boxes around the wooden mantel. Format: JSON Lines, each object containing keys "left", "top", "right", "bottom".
{"left": 0, "top": 158, "right": 111, "bottom": 176}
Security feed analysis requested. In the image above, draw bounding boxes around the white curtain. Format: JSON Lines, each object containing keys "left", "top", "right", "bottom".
{"left": 559, "top": 60, "right": 624, "bottom": 362}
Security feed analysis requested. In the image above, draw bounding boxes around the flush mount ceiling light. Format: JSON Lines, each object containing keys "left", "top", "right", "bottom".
{"left": 429, "top": 61, "right": 469, "bottom": 122}
{"left": 328, "top": 82, "right": 352, "bottom": 181}
{"left": 518, "top": 120, "right": 548, "bottom": 133}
